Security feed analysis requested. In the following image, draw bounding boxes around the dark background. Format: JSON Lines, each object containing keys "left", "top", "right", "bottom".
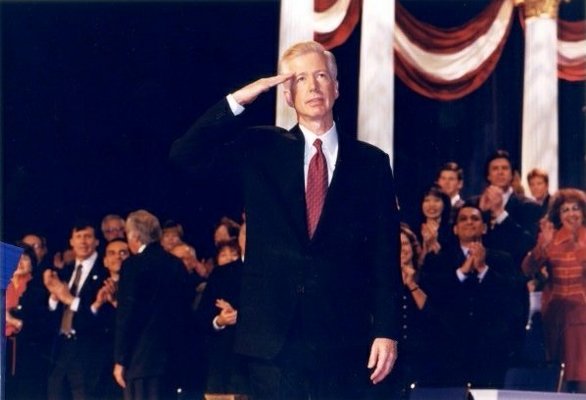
{"left": 2, "top": 0, "right": 584, "bottom": 259}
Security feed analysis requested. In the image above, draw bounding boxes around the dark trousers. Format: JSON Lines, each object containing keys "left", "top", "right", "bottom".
{"left": 124, "top": 375, "right": 176, "bottom": 400}
{"left": 48, "top": 335, "right": 106, "bottom": 400}
{"left": 246, "top": 331, "right": 375, "bottom": 400}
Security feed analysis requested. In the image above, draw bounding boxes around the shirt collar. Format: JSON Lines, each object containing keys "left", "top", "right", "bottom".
{"left": 76, "top": 251, "right": 98, "bottom": 270}
{"left": 138, "top": 244, "right": 147, "bottom": 254}
{"left": 299, "top": 122, "right": 338, "bottom": 160}
{"left": 502, "top": 186, "right": 513, "bottom": 205}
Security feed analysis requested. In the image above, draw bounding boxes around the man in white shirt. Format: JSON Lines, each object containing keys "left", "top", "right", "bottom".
{"left": 44, "top": 222, "right": 109, "bottom": 400}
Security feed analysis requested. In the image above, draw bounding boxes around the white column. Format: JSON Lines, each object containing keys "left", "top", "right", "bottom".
{"left": 358, "top": 0, "right": 395, "bottom": 165}
{"left": 276, "top": 0, "right": 314, "bottom": 129}
{"left": 521, "top": 16, "right": 559, "bottom": 192}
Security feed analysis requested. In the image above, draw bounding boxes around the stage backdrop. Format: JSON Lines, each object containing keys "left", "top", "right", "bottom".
{"left": 1, "top": 0, "right": 584, "bottom": 256}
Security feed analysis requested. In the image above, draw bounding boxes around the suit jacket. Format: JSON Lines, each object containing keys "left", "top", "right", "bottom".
{"left": 53, "top": 257, "right": 108, "bottom": 338}
{"left": 114, "top": 242, "right": 192, "bottom": 380}
{"left": 422, "top": 245, "right": 518, "bottom": 386}
{"left": 504, "top": 193, "right": 542, "bottom": 240}
{"left": 171, "top": 98, "right": 402, "bottom": 360}
{"left": 469, "top": 192, "right": 541, "bottom": 242}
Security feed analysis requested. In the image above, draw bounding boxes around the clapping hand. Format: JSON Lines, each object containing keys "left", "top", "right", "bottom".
{"left": 538, "top": 218, "right": 555, "bottom": 249}
{"left": 215, "top": 298, "right": 237, "bottom": 327}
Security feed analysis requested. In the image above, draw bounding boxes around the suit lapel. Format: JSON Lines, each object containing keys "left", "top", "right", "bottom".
{"left": 276, "top": 126, "right": 309, "bottom": 243}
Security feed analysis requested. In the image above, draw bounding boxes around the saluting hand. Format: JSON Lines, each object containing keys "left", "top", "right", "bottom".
{"left": 232, "top": 73, "right": 294, "bottom": 106}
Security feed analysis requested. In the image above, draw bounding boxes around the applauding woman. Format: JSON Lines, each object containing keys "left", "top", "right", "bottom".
{"left": 522, "top": 188, "right": 586, "bottom": 393}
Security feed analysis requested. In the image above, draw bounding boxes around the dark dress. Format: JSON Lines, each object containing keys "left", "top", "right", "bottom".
{"left": 197, "top": 259, "right": 248, "bottom": 394}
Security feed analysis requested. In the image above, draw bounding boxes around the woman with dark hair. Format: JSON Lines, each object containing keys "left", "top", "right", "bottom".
{"left": 5, "top": 244, "right": 52, "bottom": 400}
{"left": 522, "top": 188, "right": 586, "bottom": 393}
{"left": 417, "top": 185, "right": 453, "bottom": 264}
{"left": 381, "top": 223, "right": 437, "bottom": 398}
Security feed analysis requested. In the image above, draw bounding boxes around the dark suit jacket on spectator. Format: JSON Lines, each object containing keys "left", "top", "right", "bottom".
{"left": 114, "top": 242, "right": 192, "bottom": 386}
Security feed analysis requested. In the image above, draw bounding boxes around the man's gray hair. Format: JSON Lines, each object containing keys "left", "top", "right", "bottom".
{"left": 125, "top": 209, "right": 162, "bottom": 245}
{"left": 278, "top": 41, "right": 338, "bottom": 81}
{"left": 101, "top": 214, "right": 125, "bottom": 231}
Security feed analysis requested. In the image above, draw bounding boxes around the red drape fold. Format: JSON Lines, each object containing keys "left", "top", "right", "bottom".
{"left": 395, "top": 0, "right": 505, "bottom": 53}
{"left": 394, "top": 0, "right": 513, "bottom": 99}
{"left": 558, "top": 19, "right": 586, "bottom": 81}
{"left": 314, "top": 0, "right": 362, "bottom": 50}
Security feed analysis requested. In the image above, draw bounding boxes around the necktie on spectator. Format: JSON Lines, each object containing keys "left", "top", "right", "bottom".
{"left": 60, "top": 264, "right": 83, "bottom": 335}
{"left": 306, "top": 139, "right": 328, "bottom": 238}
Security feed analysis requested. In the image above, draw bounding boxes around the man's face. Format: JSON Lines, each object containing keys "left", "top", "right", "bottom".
{"left": 69, "top": 227, "right": 99, "bottom": 260}
{"left": 284, "top": 52, "right": 338, "bottom": 127}
{"left": 487, "top": 158, "right": 513, "bottom": 190}
{"left": 104, "top": 241, "right": 130, "bottom": 274}
{"left": 22, "top": 234, "right": 46, "bottom": 262}
{"left": 453, "top": 207, "right": 486, "bottom": 242}
{"left": 528, "top": 176, "right": 548, "bottom": 201}
{"left": 437, "top": 170, "right": 463, "bottom": 198}
{"left": 102, "top": 219, "right": 125, "bottom": 242}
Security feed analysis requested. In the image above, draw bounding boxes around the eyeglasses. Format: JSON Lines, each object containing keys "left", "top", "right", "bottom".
{"left": 106, "top": 249, "right": 129, "bottom": 256}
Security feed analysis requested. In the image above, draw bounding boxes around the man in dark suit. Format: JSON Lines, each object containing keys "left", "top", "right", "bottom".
{"left": 422, "top": 205, "right": 521, "bottom": 388}
{"left": 436, "top": 162, "right": 465, "bottom": 210}
{"left": 113, "top": 209, "right": 193, "bottom": 400}
{"left": 171, "top": 41, "right": 401, "bottom": 399}
{"left": 474, "top": 150, "right": 542, "bottom": 241}
{"left": 43, "top": 222, "right": 110, "bottom": 400}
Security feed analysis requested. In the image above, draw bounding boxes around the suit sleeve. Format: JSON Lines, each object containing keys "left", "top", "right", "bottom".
{"left": 169, "top": 98, "right": 245, "bottom": 177}
{"left": 114, "top": 259, "right": 140, "bottom": 366}
{"left": 370, "top": 153, "right": 402, "bottom": 340}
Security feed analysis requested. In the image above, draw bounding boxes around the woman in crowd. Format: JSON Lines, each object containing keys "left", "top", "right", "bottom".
{"left": 522, "top": 188, "right": 586, "bottom": 393}
{"left": 417, "top": 185, "right": 453, "bottom": 264}
{"left": 197, "top": 227, "right": 249, "bottom": 395}
{"left": 382, "top": 224, "right": 435, "bottom": 398}
{"left": 5, "top": 244, "right": 52, "bottom": 400}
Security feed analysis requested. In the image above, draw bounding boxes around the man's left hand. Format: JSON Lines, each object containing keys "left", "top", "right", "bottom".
{"left": 367, "top": 338, "right": 398, "bottom": 384}
{"left": 113, "top": 363, "right": 126, "bottom": 388}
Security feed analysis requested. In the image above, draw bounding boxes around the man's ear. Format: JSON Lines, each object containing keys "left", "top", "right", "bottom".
{"left": 284, "top": 89, "right": 294, "bottom": 107}
{"left": 335, "top": 81, "right": 340, "bottom": 99}
{"left": 482, "top": 223, "right": 487, "bottom": 235}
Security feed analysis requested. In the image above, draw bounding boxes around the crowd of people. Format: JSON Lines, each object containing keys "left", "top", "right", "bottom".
{"left": 4, "top": 40, "right": 586, "bottom": 400}
{"left": 5, "top": 153, "right": 586, "bottom": 399}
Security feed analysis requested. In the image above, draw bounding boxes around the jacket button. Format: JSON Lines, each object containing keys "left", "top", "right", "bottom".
{"left": 296, "top": 285, "right": 305, "bottom": 294}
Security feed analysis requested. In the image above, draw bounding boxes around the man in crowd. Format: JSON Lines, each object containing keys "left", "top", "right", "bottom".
{"left": 436, "top": 161, "right": 465, "bottom": 209}
{"left": 475, "top": 150, "right": 541, "bottom": 240}
{"left": 526, "top": 168, "right": 551, "bottom": 217}
{"left": 101, "top": 214, "right": 126, "bottom": 242}
{"left": 171, "top": 40, "right": 401, "bottom": 399}
{"left": 43, "top": 222, "right": 109, "bottom": 400}
{"left": 424, "top": 205, "right": 520, "bottom": 387}
{"left": 114, "top": 210, "right": 193, "bottom": 399}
